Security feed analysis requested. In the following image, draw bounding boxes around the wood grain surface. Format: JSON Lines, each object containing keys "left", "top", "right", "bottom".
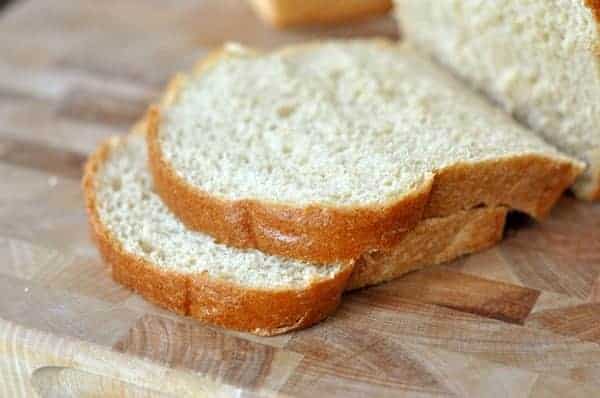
{"left": 0, "top": 0, "right": 598, "bottom": 396}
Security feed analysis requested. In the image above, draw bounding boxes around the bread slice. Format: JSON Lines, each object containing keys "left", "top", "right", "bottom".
{"left": 84, "top": 131, "right": 351, "bottom": 335}
{"left": 249, "top": 0, "right": 392, "bottom": 28}
{"left": 395, "top": 0, "right": 600, "bottom": 200}
{"left": 147, "top": 40, "right": 581, "bottom": 264}
{"left": 84, "top": 128, "right": 505, "bottom": 335}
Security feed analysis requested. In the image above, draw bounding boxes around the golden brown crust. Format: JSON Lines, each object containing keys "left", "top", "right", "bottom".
{"left": 585, "top": 0, "right": 600, "bottom": 21}
{"left": 588, "top": 177, "right": 600, "bottom": 200}
{"left": 83, "top": 135, "right": 353, "bottom": 336}
{"left": 147, "top": 44, "right": 581, "bottom": 263}
{"left": 189, "top": 267, "right": 351, "bottom": 335}
{"left": 347, "top": 207, "right": 507, "bottom": 290}
{"left": 249, "top": 0, "right": 393, "bottom": 28}
{"left": 424, "top": 156, "right": 582, "bottom": 218}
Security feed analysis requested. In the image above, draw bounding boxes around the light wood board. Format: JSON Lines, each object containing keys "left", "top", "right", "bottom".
{"left": 0, "top": 0, "right": 599, "bottom": 396}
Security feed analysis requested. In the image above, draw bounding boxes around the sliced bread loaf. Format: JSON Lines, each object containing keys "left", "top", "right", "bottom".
{"left": 84, "top": 128, "right": 505, "bottom": 334}
{"left": 249, "top": 0, "right": 392, "bottom": 28}
{"left": 395, "top": 0, "right": 600, "bottom": 200}
{"left": 147, "top": 40, "right": 581, "bottom": 263}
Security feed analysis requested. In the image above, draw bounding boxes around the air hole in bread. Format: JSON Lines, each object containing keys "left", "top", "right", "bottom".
{"left": 138, "top": 239, "right": 154, "bottom": 254}
{"left": 111, "top": 178, "right": 122, "bottom": 191}
{"left": 277, "top": 104, "right": 296, "bottom": 118}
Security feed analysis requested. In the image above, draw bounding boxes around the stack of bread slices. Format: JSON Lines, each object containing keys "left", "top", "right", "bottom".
{"left": 84, "top": 37, "right": 590, "bottom": 336}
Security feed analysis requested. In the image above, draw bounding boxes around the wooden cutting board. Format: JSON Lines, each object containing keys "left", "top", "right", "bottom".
{"left": 0, "top": 0, "right": 599, "bottom": 396}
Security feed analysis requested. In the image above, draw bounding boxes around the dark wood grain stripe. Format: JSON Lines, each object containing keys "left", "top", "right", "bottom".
{"left": 0, "top": 136, "right": 86, "bottom": 179}
{"left": 365, "top": 268, "right": 540, "bottom": 324}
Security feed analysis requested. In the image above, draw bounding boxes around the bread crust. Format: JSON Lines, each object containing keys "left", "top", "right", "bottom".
{"left": 424, "top": 156, "right": 581, "bottom": 218}
{"left": 147, "top": 43, "right": 581, "bottom": 264}
{"left": 347, "top": 207, "right": 507, "bottom": 290}
{"left": 83, "top": 134, "right": 354, "bottom": 336}
{"left": 249, "top": 0, "right": 392, "bottom": 28}
{"left": 585, "top": 0, "right": 600, "bottom": 21}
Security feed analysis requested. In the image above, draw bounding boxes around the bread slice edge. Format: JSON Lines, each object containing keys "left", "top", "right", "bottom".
{"left": 347, "top": 206, "right": 507, "bottom": 290}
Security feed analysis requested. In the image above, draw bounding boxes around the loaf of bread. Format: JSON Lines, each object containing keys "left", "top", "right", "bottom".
{"left": 249, "top": 0, "right": 392, "bottom": 27}
{"left": 84, "top": 126, "right": 506, "bottom": 334}
{"left": 147, "top": 40, "right": 582, "bottom": 264}
{"left": 395, "top": 0, "right": 600, "bottom": 200}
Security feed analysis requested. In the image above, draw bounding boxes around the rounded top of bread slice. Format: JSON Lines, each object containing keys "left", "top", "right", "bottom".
{"left": 84, "top": 132, "right": 351, "bottom": 334}
{"left": 158, "top": 40, "right": 570, "bottom": 207}
{"left": 148, "top": 39, "right": 582, "bottom": 263}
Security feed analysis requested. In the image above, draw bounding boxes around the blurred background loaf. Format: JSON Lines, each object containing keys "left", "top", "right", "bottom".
{"left": 249, "top": 0, "right": 392, "bottom": 27}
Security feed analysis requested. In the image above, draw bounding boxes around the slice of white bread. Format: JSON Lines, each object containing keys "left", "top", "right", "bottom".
{"left": 84, "top": 131, "right": 351, "bottom": 335}
{"left": 147, "top": 40, "right": 581, "bottom": 264}
{"left": 249, "top": 0, "right": 392, "bottom": 28}
{"left": 395, "top": 0, "right": 600, "bottom": 200}
{"left": 84, "top": 128, "right": 506, "bottom": 334}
